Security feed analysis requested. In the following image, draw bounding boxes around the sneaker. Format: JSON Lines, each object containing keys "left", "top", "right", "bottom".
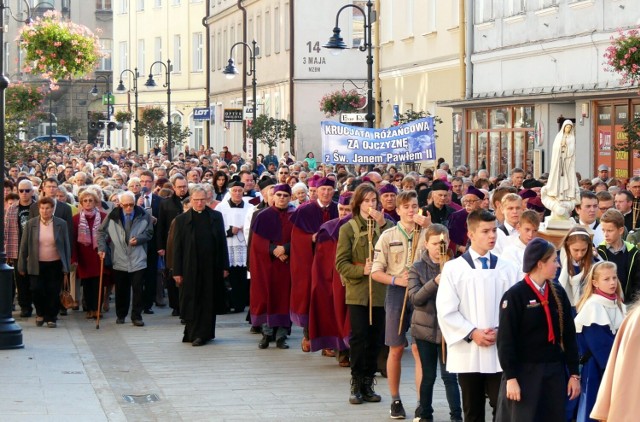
{"left": 390, "top": 400, "right": 406, "bottom": 419}
{"left": 414, "top": 405, "right": 423, "bottom": 418}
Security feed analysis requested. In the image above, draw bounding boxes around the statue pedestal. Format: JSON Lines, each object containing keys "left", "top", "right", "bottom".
{"left": 538, "top": 228, "right": 570, "bottom": 249}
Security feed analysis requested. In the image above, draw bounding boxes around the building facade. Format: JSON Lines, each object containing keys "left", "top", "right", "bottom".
{"left": 377, "top": 0, "right": 464, "bottom": 170}
{"left": 206, "top": 0, "right": 367, "bottom": 161}
{"left": 444, "top": 0, "right": 640, "bottom": 180}
{"left": 112, "top": 0, "right": 207, "bottom": 153}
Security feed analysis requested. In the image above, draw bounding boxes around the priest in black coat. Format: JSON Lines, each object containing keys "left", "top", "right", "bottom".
{"left": 172, "top": 185, "right": 229, "bottom": 346}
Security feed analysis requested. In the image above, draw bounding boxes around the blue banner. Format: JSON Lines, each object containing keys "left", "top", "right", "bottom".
{"left": 193, "top": 107, "right": 211, "bottom": 120}
{"left": 321, "top": 117, "right": 436, "bottom": 165}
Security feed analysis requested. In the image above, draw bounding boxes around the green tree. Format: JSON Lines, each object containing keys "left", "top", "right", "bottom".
{"left": 396, "top": 109, "right": 442, "bottom": 125}
{"left": 246, "top": 114, "right": 296, "bottom": 149}
{"left": 134, "top": 106, "right": 191, "bottom": 149}
{"left": 57, "top": 117, "right": 83, "bottom": 138}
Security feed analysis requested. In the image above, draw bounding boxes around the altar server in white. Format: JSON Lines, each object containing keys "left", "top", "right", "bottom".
{"left": 436, "top": 209, "right": 519, "bottom": 421}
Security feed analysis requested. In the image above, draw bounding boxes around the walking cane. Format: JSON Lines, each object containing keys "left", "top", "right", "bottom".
{"left": 96, "top": 256, "right": 105, "bottom": 330}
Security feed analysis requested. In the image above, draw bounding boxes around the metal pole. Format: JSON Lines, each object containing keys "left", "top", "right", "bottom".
{"left": 251, "top": 41, "right": 257, "bottom": 168}
{"left": 0, "top": 0, "right": 24, "bottom": 349}
{"left": 133, "top": 68, "right": 139, "bottom": 151}
{"left": 166, "top": 60, "right": 172, "bottom": 162}
{"left": 365, "top": 0, "right": 373, "bottom": 129}
{"left": 106, "top": 78, "right": 111, "bottom": 147}
{"left": 49, "top": 91, "right": 53, "bottom": 138}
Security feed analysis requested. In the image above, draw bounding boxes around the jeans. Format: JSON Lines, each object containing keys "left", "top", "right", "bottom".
{"left": 415, "top": 338, "right": 462, "bottom": 420}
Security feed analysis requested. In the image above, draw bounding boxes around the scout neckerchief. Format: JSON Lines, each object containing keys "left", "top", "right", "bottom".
{"left": 525, "top": 274, "right": 555, "bottom": 344}
{"left": 397, "top": 221, "right": 416, "bottom": 267}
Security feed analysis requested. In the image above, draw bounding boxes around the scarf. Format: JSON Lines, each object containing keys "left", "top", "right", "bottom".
{"left": 595, "top": 288, "right": 619, "bottom": 302}
{"left": 525, "top": 274, "right": 555, "bottom": 344}
{"left": 78, "top": 208, "right": 101, "bottom": 249}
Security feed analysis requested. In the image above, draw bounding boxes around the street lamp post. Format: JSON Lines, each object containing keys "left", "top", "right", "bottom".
{"left": 323, "top": 0, "right": 375, "bottom": 129}
{"left": 116, "top": 68, "right": 139, "bottom": 150}
{"left": 145, "top": 60, "right": 172, "bottom": 161}
{"left": 90, "top": 75, "right": 113, "bottom": 147}
{"left": 223, "top": 40, "right": 259, "bottom": 168}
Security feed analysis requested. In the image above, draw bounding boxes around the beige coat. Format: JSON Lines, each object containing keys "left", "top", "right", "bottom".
{"left": 590, "top": 306, "right": 640, "bottom": 421}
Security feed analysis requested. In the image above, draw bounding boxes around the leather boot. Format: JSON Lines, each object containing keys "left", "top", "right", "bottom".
{"left": 349, "top": 376, "right": 363, "bottom": 405}
{"left": 361, "top": 376, "right": 381, "bottom": 402}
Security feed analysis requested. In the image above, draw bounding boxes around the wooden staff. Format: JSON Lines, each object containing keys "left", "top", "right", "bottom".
{"left": 96, "top": 256, "right": 104, "bottom": 330}
{"left": 634, "top": 199, "right": 640, "bottom": 230}
{"left": 367, "top": 211, "right": 375, "bottom": 325}
{"left": 439, "top": 233, "right": 449, "bottom": 363}
{"left": 398, "top": 211, "right": 422, "bottom": 335}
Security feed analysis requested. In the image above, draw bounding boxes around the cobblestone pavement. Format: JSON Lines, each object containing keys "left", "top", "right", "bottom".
{"left": 1, "top": 304, "right": 491, "bottom": 421}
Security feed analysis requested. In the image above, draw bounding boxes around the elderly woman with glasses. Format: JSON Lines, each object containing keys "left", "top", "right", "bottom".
{"left": 72, "top": 189, "right": 108, "bottom": 319}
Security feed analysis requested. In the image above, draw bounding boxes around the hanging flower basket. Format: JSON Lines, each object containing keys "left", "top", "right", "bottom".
{"left": 604, "top": 27, "right": 640, "bottom": 86}
{"left": 319, "top": 89, "right": 366, "bottom": 117}
{"left": 18, "top": 11, "right": 102, "bottom": 85}
{"left": 115, "top": 110, "right": 133, "bottom": 124}
{"left": 5, "top": 82, "right": 45, "bottom": 117}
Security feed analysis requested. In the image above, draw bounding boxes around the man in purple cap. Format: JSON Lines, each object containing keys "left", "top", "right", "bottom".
{"left": 250, "top": 183, "right": 295, "bottom": 349}
{"left": 307, "top": 175, "right": 320, "bottom": 202}
{"left": 448, "top": 186, "right": 485, "bottom": 256}
{"left": 289, "top": 176, "right": 339, "bottom": 352}
{"left": 308, "top": 191, "right": 353, "bottom": 365}
{"left": 379, "top": 183, "right": 399, "bottom": 223}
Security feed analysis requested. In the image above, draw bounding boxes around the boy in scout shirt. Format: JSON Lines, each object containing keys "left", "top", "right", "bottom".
{"left": 372, "top": 190, "right": 429, "bottom": 419}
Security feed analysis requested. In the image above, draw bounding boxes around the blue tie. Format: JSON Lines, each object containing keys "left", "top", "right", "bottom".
{"left": 478, "top": 257, "right": 489, "bottom": 269}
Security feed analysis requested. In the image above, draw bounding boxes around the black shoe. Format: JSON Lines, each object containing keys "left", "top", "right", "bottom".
{"left": 116, "top": 318, "right": 125, "bottom": 324}
{"left": 361, "top": 376, "right": 381, "bottom": 402}
{"left": 35, "top": 318, "right": 44, "bottom": 327}
{"left": 249, "top": 325, "right": 262, "bottom": 334}
{"left": 258, "top": 335, "right": 269, "bottom": 349}
{"left": 276, "top": 338, "right": 289, "bottom": 349}
{"left": 171, "top": 309, "right": 180, "bottom": 316}
{"left": 155, "top": 302, "right": 167, "bottom": 307}
{"left": 390, "top": 400, "right": 406, "bottom": 419}
{"left": 143, "top": 309, "right": 154, "bottom": 314}
{"left": 349, "top": 376, "right": 363, "bottom": 405}
{"left": 59, "top": 309, "right": 68, "bottom": 316}
{"left": 415, "top": 405, "right": 423, "bottom": 418}
{"left": 192, "top": 338, "right": 205, "bottom": 347}
{"left": 132, "top": 320, "right": 145, "bottom": 327}
{"left": 180, "top": 319, "right": 186, "bottom": 325}
{"left": 20, "top": 309, "right": 32, "bottom": 318}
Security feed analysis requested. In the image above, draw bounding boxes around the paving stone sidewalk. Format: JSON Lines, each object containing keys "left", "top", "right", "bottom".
{"left": 1, "top": 306, "right": 486, "bottom": 421}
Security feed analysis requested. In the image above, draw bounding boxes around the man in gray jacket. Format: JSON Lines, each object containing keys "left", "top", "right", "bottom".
{"left": 98, "top": 192, "right": 153, "bottom": 326}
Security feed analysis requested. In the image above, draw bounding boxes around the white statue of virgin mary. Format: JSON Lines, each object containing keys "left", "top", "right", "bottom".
{"left": 541, "top": 120, "right": 580, "bottom": 227}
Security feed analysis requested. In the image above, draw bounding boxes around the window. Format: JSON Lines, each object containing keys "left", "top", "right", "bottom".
{"left": 137, "top": 0, "right": 144, "bottom": 11}
{"left": 192, "top": 118, "right": 203, "bottom": 148}
{"left": 540, "top": 0, "right": 557, "bottom": 8}
{"left": 265, "top": 9, "right": 271, "bottom": 56}
{"left": 223, "top": 28, "right": 227, "bottom": 64}
{"left": 96, "top": 0, "right": 112, "bottom": 10}
{"left": 210, "top": 34, "right": 215, "bottom": 71}
{"left": 137, "top": 39, "right": 145, "bottom": 71}
{"left": 173, "top": 34, "right": 181, "bottom": 72}
{"left": 237, "top": 22, "right": 243, "bottom": 63}
{"left": 507, "top": 0, "right": 525, "bottom": 15}
{"left": 465, "top": 106, "right": 535, "bottom": 176}
{"left": 248, "top": 16, "right": 253, "bottom": 45}
{"left": 352, "top": 4, "right": 364, "bottom": 47}
{"left": 284, "top": 3, "right": 290, "bottom": 50}
{"left": 274, "top": 6, "right": 280, "bottom": 53}
{"left": 99, "top": 39, "right": 112, "bottom": 71}
{"left": 119, "top": 41, "right": 128, "bottom": 75}
{"left": 381, "top": 2, "right": 393, "bottom": 42}
{"left": 451, "top": 0, "right": 459, "bottom": 27}
{"left": 153, "top": 37, "right": 162, "bottom": 73}
{"left": 118, "top": 0, "right": 129, "bottom": 13}
{"left": 217, "top": 30, "right": 222, "bottom": 70}
{"left": 425, "top": 0, "right": 436, "bottom": 34}
{"left": 155, "top": 0, "right": 162, "bottom": 6}
{"left": 256, "top": 14, "right": 262, "bottom": 52}
{"left": 192, "top": 32, "right": 203, "bottom": 71}
{"left": 474, "top": 0, "right": 493, "bottom": 23}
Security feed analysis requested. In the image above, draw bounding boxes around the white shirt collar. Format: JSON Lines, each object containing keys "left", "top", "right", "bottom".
{"left": 468, "top": 247, "right": 490, "bottom": 266}
{"left": 504, "top": 221, "right": 517, "bottom": 234}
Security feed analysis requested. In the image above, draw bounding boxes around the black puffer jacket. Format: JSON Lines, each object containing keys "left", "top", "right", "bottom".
{"left": 408, "top": 251, "right": 442, "bottom": 344}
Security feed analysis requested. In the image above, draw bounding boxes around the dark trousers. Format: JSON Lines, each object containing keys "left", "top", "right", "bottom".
{"left": 166, "top": 270, "right": 179, "bottom": 312}
{"left": 31, "top": 260, "right": 63, "bottom": 323}
{"left": 348, "top": 304, "right": 385, "bottom": 378}
{"left": 15, "top": 267, "right": 32, "bottom": 312}
{"left": 415, "top": 339, "right": 462, "bottom": 420}
{"left": 113, "top": 269, "right": 145, "bottom": 321}
{"left": 143, "top": 253, "right": 158, "bottom": 310}
{"left": 457, "top": 372, "right": 502, "bottom": 422}
{"left": 82, "top": 276, "right": 99, "bottom": 312}
{"left": 227, "top": 266, "right": 248, "bottom": 312}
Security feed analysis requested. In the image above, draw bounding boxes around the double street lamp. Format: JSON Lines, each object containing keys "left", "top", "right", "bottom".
{"left": 90, "top": 74, "right": 113, "bottom": 147}
{"left": 223, "top": 40, "right": 259, "bottom": 168}
{"left": 145, "top": 60, "right": 172, "bottom": 161}
{"left": 116, "top": 68, "right": 139, "bottom": 150}
{"left": 324, "top": 0, "right": 375, "bottom": 128}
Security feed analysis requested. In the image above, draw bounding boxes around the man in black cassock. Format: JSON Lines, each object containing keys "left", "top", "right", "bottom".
{"left": 172, "top": 185, "right": 229, "bottom": 346}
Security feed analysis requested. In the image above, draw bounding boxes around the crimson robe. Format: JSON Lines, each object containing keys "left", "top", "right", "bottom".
{"left": 249, "top": 206, "right": 294, "bottom": 328}
{"left": 289, "top": 201, "right": 338, "bottom": 327}
{"left": 308, "top": 216, "right": 350, "bottom": 352}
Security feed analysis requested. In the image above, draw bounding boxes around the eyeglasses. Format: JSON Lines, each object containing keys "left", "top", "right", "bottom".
{"left": 82, "top": 199, "right": 95, "bottom": 203}
{"left": 121, "top": 203, "right": 135, "bottom": 208}
{"left": 274, "top": 193, "right": 290, "bottom": 198}
{"left": 19, "top": 189, "right": 32, "bottom": 193}
{"left": 462, "top": 199, "right": 480, "bottom": 205}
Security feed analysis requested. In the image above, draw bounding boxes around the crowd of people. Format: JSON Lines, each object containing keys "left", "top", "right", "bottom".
{"left": 5, "top": 140, "right": 640, "bottom": 421}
